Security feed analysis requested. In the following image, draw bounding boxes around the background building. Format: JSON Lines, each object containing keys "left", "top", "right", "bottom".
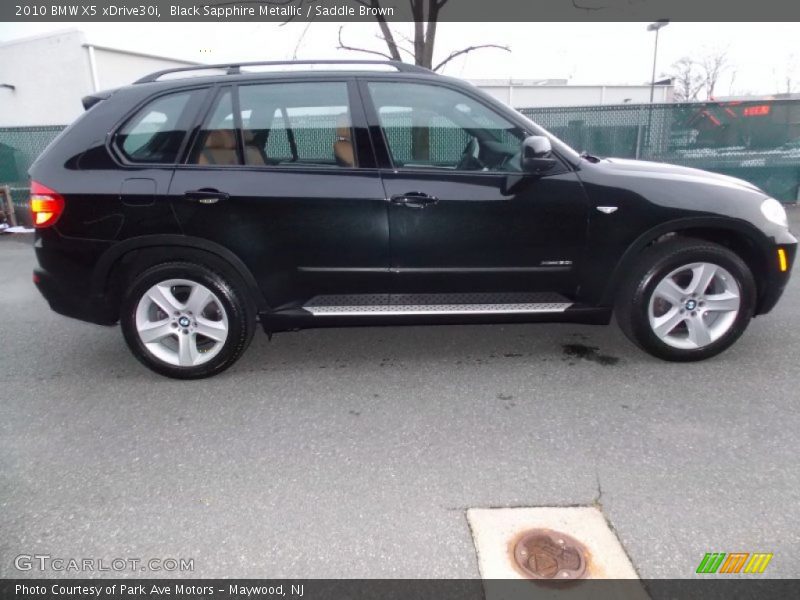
{"left": 469, "top": 78, "right": 674, "bottom": 107}
{"left": 0, "top": 29, "right": 198, "bottom": 127}
{"left": 0, "top": 30, "right": 678, "bottom": 128}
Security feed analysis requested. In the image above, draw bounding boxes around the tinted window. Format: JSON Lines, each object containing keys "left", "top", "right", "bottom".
{"left": 368, "top": 81, "right": 525, "bottom": 172}
{"left": 239, "top": 82, "right": 354, "bottom": 167}
{"left": 116, "top": 90, "right": 199, "bottom": 163}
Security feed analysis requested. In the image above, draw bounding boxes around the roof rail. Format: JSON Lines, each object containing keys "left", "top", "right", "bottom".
{"left": 134, "top": 59, "right": 433, "bottom": 84}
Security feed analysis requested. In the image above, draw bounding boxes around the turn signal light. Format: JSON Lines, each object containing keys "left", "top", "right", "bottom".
{"left": 778, "top": 248, "right": 788, "bottom": 272}
{"left": 30, "top": 181, "right": 65, "bottom": 228}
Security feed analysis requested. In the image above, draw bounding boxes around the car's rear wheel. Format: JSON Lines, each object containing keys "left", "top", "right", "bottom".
{"left": 121, "top": 262, "right": 255, "bottom": 378}
{"left": 616, "top": 238, "right": 757, "bottom": 361}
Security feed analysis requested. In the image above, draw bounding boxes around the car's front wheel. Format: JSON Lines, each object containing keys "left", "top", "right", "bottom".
{"left": 616, "top": 238, "right": 757, "bottom": 361}
{"left": 120, "top": 262, "right": 255, "bottom": 378}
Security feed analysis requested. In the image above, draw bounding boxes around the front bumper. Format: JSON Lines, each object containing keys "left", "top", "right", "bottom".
{"left": 756, "top": 235, "right": 797, "bottom": 315}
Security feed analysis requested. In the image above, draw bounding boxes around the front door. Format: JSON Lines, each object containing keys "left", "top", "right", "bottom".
{"left": 169, "top": 79, "right": 389, "bottom": 307}
{"left": 363, "top": 79, "right": 588, "bottom": 295}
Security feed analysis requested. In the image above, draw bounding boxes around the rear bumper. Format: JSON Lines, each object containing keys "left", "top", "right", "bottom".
{"left": 33, "top": 268, "right": 117, "bottom": 326}
{"left": 33, "top": 229, "right": 118, "bottom": 325}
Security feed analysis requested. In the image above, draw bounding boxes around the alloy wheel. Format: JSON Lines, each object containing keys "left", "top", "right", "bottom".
{"left": 134, "top": 278, "right": 229, "bottom": 367}
{"left": 647, "top": 262, "right": 741, "bottom": 350}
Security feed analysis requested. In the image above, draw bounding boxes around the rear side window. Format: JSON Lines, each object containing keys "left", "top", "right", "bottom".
{"left": 188, "top": 81, "right": 355, "bottom": 168}
{"left": 115, "top": 90, "right": 201, "bottom": 163}
{"left": 240, "top": 82, "right": 353, "bottom": 167}
{"left": 191, "top": 89, "right": 239, "bottom": 166}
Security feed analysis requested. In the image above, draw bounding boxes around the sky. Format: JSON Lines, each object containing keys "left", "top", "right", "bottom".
{"left": 1, "top": 22, "right": 798, "bottom": 96}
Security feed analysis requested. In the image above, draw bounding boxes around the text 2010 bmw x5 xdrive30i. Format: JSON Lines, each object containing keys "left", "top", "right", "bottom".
{"left": 30, "top": 60, "right": 796, "bottom": 378}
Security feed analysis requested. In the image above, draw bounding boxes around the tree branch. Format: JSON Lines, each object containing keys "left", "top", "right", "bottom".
{"left": 423, "top": 0, "right": 441, "bottom": 69}
{"left": 292, "top": 18, "right": 314, "bottom": 58}
{"left": 337, "top": 25, "right": 397, "bottom": 61}
{"left": 352, "top": 0, "right": 402, "bottom": 61}
{"left": 433, "top": 44, "right": 510, "bottom": 72}
{"left": 375, "top": 30, "right": 415, "bottom": 59}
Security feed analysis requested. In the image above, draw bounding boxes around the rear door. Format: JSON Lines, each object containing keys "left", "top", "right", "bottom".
{"left": 169, "top": 78, "right": 389, "bottom": 307}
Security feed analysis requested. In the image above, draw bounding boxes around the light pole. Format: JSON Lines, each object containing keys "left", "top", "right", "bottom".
{"left": 646, "top": 20, "right": 669, "bottom": 154}
{"left": 647, "top": 20, "right": 669, "bottom": 103}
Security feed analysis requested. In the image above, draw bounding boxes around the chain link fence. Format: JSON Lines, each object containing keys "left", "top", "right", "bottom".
{"left": 520, "top": 99, "right": 800, "bottom": 202}
{"left": 1, "top": 126, "right": 65, "bottom": 227}
{"left": 2, "top": 98, "right": 799, "bottom": 227}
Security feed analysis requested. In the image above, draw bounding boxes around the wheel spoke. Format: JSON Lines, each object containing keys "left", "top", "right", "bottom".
{"left": 177, "top": 332, "right": 200, "bottom": 366}
{"left": 686, "top": 317, "right": 713, "bottom": 347}
{"left": 654, "top": 277, "right": 685, "bottom": 305}
{"left": 652, "top": 307, "right": 685, "bottom": 339}
{"left": 687, "top": 263, "right": 717, "bottom": 295}
{"left": 185, "top": 284, "right": 213, "bottom": 315}
{"left": 704, "top": 291, "right": 740, "bottom": 312}
{"left": 195, "top": 316, "right": 227, "bottom": 342}
{"left": 138, "top": 319, "right": 174, "bottom": 344}
{"left": 148, "top": 284, "right": 182, "bottom": 314}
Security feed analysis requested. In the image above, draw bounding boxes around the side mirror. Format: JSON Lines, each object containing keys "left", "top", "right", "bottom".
{"left": 521, "top": 135, "right": 557, "bottom": 175}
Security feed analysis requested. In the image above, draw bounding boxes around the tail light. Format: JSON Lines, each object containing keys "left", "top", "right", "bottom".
{"left": 30, "top": 181, "right": 65, "bottom": 228}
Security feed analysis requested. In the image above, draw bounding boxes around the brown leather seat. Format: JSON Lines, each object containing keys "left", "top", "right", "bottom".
{"left": 198, "top": 129, "right": 266, "bottom": 166}
{"left": 334, "top": 114, "right": 355, "bottom": 167}
{"left": 198, "top": 130, "right": 238, "bottom": 165}
{"left": 243, "top": 130, "right": 266, "bottom": 166}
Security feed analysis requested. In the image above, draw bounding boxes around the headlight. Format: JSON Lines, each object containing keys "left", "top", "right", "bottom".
{"left": 761, "top": 198, "right": 788, "bottom": 228}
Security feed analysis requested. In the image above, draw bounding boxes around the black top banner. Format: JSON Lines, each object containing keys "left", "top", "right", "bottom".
{"left": 3, "top": 0, "right": 800, "bottom": 23}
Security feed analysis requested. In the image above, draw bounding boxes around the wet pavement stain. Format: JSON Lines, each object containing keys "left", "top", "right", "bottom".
{"left": 561, "top": 343, "right": 620, "bottom": 366}
{"left": 497, "top": 393, "right": 516, "bottom": 410}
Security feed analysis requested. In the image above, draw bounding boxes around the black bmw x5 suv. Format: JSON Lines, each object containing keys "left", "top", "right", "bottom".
{"left": 30, "top": 60, "right": 796, "bottom": 378}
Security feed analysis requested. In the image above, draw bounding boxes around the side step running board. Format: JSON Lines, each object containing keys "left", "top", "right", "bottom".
{"left": 302, "top": 292, "right": 572, "bottom": 316}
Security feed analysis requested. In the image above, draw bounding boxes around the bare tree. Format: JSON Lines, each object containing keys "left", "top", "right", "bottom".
{"left": 781, "top": 53, "right": 798, "bottom": 94}
{"left": 337, "top": 1, "right": 510, "bottom": 160}
{"left": 668, "top": 57, "right": 704, "bottom": 102}
{"left": 338, "top": 1, "right": 510, "bottom": 71}
{"left": 700, "top": 50, "right": 728, "bottom": 100}
{"left": 669, "top": 50, "right": 729, "bottom": 102}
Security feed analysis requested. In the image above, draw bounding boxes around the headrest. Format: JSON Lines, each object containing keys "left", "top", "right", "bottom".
{"left": 205, "top": 129, "right": 236, "bottom": 150}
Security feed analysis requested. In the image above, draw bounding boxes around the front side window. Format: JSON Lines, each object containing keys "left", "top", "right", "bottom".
{"left": 367, "top": 81, "right": 526, "bottom": 172}
{"left": 116, "top": 90, "right": 199, "bottom": 163}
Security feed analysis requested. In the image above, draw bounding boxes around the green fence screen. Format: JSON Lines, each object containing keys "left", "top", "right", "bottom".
{"left": 2, "top": 98, "right": 799, "bottom": 227}
{"left": 519, "top": 99, "right": 800, "bottom": 203}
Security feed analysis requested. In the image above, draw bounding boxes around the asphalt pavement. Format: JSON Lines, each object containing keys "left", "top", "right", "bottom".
{"left": 1, "top": 212, "right": 799, "bottom": 579}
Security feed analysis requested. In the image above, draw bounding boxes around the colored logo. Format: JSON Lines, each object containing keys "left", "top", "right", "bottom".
{"left": 696, "top": 552, "right": 773, "bottom": 574}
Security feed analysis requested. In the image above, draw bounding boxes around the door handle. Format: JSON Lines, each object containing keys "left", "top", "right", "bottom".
{"left": 390, "top": 192, "right": 439, "bottom": 209}
{"left": 184, "top": 189, "right": 229, "bottom": 204}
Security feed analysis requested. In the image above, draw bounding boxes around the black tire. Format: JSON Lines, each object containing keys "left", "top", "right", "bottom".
{"left": 120, "top": 261, "right": 256, "bottom": 379}
{"left": 615, "top": 238, "right": 757, "bottom": 362}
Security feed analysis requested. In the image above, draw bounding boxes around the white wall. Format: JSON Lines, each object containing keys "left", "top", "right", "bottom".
{"left": 0, "top": 30, "right": 197, "bottom": 127}
{"left": 91, "top": 47, "right": 195, "bottom": 91}
{"left": 0, "top": 30, "right": 94, "bottom": 126}
{"left": 475, "top": 82, "right": 673, "bottom": 108}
